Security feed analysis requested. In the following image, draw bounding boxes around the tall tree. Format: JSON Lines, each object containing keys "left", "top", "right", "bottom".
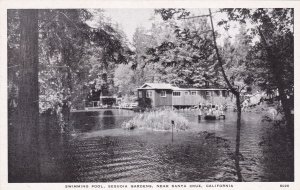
{"left": 220, "top": 8, "right": 294, "bottom": 132}
{"left": 146, "top": 10, "right": 223, "bottom": 87}
{"left": 154, "top": 8, "right": 245, "bottom": 181}
{"left": 221, "top": 25, "right": 252, "bottom": 89}
{"left": 12, "top": 9, "right": 40, "bottom": 182}
{"left": 131, "top": 26, "right": 157, "bottom": 84}
{"left": 38, "top": 9, "right": 131, "bottom": 131}
{"left": 38, "top": 9, "right": 93, "bottom": 131}
{"left": 208, "top": 9, "right": 243, "bottom": 181}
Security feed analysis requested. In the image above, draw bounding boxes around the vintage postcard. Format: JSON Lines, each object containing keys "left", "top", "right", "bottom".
{"left": 0, "top": 0, "right": 299, "bottom": 190}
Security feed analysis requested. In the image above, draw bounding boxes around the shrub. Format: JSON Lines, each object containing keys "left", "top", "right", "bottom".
{"left": 122, "top": 109, "right": 189, "bottom": 131}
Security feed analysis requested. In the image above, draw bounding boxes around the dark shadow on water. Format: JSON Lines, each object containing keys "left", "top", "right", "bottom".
{"left": 71, "top": 110, "right": 122, "bottom": 132}
{"left": 102, "top": 110, "right": 115, "bottom": 129}
{"left": 71, "top": 112, "right": 99, "bottom": 132}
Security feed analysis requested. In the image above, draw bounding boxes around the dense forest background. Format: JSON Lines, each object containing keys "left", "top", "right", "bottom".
{"left": 8, "top": 8, "right": 294, "bottom": 128}
{"left": 7, "top": 9, "right": 293, "bottom": 182}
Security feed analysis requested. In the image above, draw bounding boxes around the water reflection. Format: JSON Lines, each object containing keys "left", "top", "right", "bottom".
{"left": 102, "top": 110, "right": 115, "bottom": 129}
{"left": 63, "top": 132, "right": 226, "bottom": 182}
{"left": 71, "top": 109, "right": 134, "bottom": 132}
{"left": 32, "top": 109, "right": 293, "bottom": 182}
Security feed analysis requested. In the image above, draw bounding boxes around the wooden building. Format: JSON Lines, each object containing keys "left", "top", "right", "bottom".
{"left": 137, "top": 83, "right": 230, "bottom": 108}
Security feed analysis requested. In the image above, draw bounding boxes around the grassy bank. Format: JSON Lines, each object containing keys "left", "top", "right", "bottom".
{"left": 122, "top": 109, "right": 189, "bottom": 131}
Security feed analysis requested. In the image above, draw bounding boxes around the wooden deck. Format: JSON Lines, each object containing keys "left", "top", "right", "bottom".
{"left": 71, "top": 106, "right": 136, "bottom": 112}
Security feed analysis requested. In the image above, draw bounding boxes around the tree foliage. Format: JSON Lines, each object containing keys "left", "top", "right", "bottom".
{"left": 144, "top": 9, "right": 224, "bottom": 87}
{"left": 220, "top": 8, "right": 294, "bottom": 128}
{"left": 8, "top": 9, "right": 132, "bottom": 131}
{"left": 220, "top": 24, "right": 252, "bottom": 91}
{"left": 219, "top": 8, "right": 293, "bottom": 92}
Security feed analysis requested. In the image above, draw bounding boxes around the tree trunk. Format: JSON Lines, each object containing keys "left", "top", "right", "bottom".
{"left": 208, "top": 9, "right": 243, "bottom": 181}
{"left": 235, "top": 94, "right": 243, "bottom": 181}
{"left": 12, "top": 9, "right": 40, "bottom": 182}
{"left": 64, "top": 63, "right": 72, "bottom": 132}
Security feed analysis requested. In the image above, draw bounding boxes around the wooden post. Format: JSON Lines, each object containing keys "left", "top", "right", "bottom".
{"left": 198, "top": 109, "right": 202, "bottom": 122}
{"left": 198, "top": 115, "right": 201, "bottom": 121}
{"left": 171, "top": 120, "right": 174, "bottom": 142}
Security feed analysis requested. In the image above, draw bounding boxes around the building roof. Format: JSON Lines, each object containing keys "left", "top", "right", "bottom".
{"left": 173, "top": 88, "right": 227, "bottom": 91}
{"left": 138, "top": 83, "right": 228, "bottom": 91}
{"left": 138, "top": 83, "right": 175, "bottom": 90}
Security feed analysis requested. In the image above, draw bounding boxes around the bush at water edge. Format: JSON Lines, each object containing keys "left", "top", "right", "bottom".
{"left": 122, "top": 109, "right": 189, "bottom": 131}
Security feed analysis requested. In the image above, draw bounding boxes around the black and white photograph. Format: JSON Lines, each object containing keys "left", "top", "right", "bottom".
{"left": 2, "top": 1, "right": 298, "bottom": 189}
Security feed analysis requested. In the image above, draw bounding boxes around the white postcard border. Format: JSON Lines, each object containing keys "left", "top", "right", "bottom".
{"left": 0, "top": 1, "right": 299, "bottom": 190}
